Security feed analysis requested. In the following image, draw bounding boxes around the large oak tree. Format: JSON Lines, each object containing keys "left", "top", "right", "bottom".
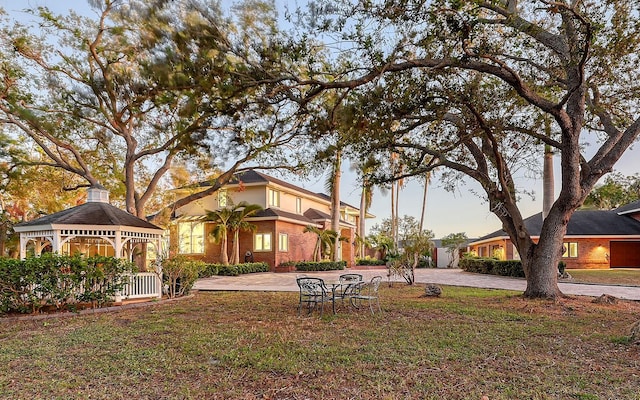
{"left": 283, "top": 0, "right": 640, "bottom": 298}
{"left": 0, "top": 0, "right": 310, "bottom": 221}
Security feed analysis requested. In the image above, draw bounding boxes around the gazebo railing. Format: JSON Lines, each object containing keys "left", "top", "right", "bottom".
{"left": 118, "top": 272, "right": 163, "bottom": 300}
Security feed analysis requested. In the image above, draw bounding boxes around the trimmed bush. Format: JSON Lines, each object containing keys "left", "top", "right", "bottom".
{"left": 162, "top": 256, "right": 207, "bottom": 298}
{"left": 294, "top": 261, "right": 346, "bottom": 271}
{"left": 200, "top": 262, "right": 269, "bottom": 277}
{"left": 0, "top": 254, "right": 134, "bottom": 315}
{"left": 459, "top": 257, "right": 525, "bottom": 278}
{"left": 356, "top": 257, "right": 386, "bottom": 266}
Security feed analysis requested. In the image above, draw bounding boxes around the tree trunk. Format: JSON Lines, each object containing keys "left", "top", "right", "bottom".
{"left": 522, "top": 246, "right": 563, "bottom": 298}
{"left": 390, "top": 182, "right": 396, "bottom": 251}
{"left": 331, "top": 151, "right": 342, "bottom": 262}
{"left": 220, "top": 232, "right": 229, "bottom": 265}
{"left": 542, "top": 145, "right": 554, "bottom": 220}
{"left": 0, "top": 222, "right": 6, "bottom": 257}
{"left": 419, "top": 173, "right": 429, "bottom": 232}
{"left": 231, "top": 230, "right": 240, "bottom": 265}
{"left": 520, "top": 207, "right": 567, "bottom": 298}
{"left": 394, "top": 181, "right": 400, "bottom": 247}
{"left": 359, "top": 186, "right": 367, "bottom": 258}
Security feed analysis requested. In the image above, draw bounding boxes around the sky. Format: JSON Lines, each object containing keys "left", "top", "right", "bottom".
{"left": 2, "top": 0, "right": 639, "bottom": 239}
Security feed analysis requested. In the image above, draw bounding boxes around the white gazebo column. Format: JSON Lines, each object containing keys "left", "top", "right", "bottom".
{"left": 52, "top": 231, "right": 62, "bottom": 254}
{"left": 19, "top": 233, "right": 27, "bottom": 260}
{"left": 154, "top": 237, "right": 163, "bottom": 298}
{"left": 114, "top": 231, "right": 123, "bottom": 259}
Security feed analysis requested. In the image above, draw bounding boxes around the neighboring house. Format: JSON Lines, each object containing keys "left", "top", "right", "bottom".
{"left": 432, "top": 238, "right": 476, "bottom": 268}
{"left": 169, "top": 170, "right": 373, "bottom": 271}
{"left": 468, "top": 200, "right": 640, "bottom": 269}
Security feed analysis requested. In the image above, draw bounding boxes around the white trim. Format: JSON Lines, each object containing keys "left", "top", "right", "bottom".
{"left": 617, "top": 208, "right": 640, "bottom": 216}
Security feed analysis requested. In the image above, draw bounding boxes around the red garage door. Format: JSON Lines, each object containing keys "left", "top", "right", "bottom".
{"left": 610, "top": 241, "right": 640, "bottom": 268}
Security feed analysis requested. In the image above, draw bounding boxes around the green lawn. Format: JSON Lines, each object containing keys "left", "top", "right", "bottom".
{"left": 1, "top": 285, "right": 639, "bottom": 400}
{"left": 568, "top": 269, "right": 640, "bottom": 286}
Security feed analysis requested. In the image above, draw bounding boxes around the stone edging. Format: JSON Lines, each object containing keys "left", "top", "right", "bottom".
{"left": 0, "top": 293, "right": 196, "bottom": 323}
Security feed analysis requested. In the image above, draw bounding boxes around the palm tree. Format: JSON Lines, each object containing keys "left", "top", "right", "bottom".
{"left": 390, "top": 151, "right": 405, "bottom": 251}
{"left": 353, "top": 233, "right": 372, "bottom": 259}
{"left": 326, "top": 147, "right": 343, "bottom": 262}
{"left": 304, "top": 225, "right": 342, "bottom": 261}
{"left": 228, "top": 202, "right": 263, "bottom": 264}
{"left": 206, "top": 206, "right": 235, "bottom": 265}
{"left": 419, "top": 171, "right": 431, "bottom": 232}
{"left": 352, "top": 157, "right": 376, "bottom": 258}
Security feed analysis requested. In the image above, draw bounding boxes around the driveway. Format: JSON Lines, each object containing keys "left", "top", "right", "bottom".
{"left": 194, "top": 268, "right": 640, "bottom": 301}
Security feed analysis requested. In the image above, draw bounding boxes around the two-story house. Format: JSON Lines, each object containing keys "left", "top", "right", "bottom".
{"left": 169, "top": 170, "right": 372, "bottom": 271}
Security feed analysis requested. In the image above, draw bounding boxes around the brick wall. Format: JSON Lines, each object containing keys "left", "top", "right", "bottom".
{"left": 469, "top": 237, "right": 613, "bottom": 269}
{"left": 170, "top": 219, "right": 358, "bottom": 271}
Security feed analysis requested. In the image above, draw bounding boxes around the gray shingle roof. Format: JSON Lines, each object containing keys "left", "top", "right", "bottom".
{"left": 478, "top": 209, "right": 640, "bottom": 241}
{"left": 615, "top": 200, "right": 640, "bottom": 215}
{"left": 253, "top": 208, "right": 316, "bottom": 224}
{"left": 15, "top": 202, "right": 162, "bottom": 230}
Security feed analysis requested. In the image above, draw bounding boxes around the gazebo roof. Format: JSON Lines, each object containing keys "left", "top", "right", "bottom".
{"left": 15, "top": 201, "right": 162, "bottom": 231}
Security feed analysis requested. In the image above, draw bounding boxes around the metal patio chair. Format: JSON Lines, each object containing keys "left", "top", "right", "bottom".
{"left": 351, "top": 275, "right": 383, "bottom": 314}
{"left": 296, "top": 277, "right": 332, "bottom": 317}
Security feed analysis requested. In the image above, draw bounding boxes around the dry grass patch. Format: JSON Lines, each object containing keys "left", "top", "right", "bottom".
{"left": 1, "top": 285, "right": 639, "bottom": 399}
{"left": 568, "top": 269, "right": 640, "bottom": 286}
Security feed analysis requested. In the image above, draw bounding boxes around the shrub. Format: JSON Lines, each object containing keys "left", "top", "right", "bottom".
{"left": 0, "top": 254, "right": 134, "bottom": 315}
{"left": 356, "top": 257, "right": 386, "bottom": 266}
{"left": 558, "top": 261, "right": 566, "bottom": 275}
{"left": 76, "top": 255, "right": 135, "bottom": 307}
{"left": 214, "top": 262, "right": 269, "bottom": 276}
{"left": 162, "top": 256, "right": 207, "bottom": 298}
{"left": 459, "top": 256, "right": 525, "bottom": 278}
{"left": 199, "top": 262, "right": 269, "bottom": 278}
{"left": 294, "top": 261, "right": 346, "bottom": 271}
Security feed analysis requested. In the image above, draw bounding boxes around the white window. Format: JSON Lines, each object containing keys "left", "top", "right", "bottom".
{"left": 562, "top": 242, "right": 578, "bottom": 258}
{"left": 218, "top": 190, "right": 228, "bottom": 207}
{"left": 255, "top": 233, "right": 272, "bottom": 251}
{"left": 296, "top": 197, "right": 302, "bottom": 214}
{"left": 268, "top": 189, "right": 280, "bottom": 207}
{"left": 178, "top": 222, "right": 205, "bottom": 254}
{"left": 279, "top": 233, "right": 289, "bottom": 252}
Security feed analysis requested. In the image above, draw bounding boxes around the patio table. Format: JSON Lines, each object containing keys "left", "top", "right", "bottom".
{"left": 323, "top": 281, "right": 361, "bottom": 314}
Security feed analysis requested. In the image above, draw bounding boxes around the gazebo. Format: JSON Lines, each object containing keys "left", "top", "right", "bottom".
{"left": 14, "top": 185, "right": 165, "bottom": 300}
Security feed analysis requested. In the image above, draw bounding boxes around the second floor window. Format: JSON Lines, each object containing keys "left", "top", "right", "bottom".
{"left": 268, "top": 189, "right": 280, "bottom": 207}
{"left": 218, "top": 190, "right": 227, "bottom": 207}
{"left": 178, "top": 222, "right": 205, "bottom": 254}
{"left": 296, "top": 197, "right": 302, "bottom": 214}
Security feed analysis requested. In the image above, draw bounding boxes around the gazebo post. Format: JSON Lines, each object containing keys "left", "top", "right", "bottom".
{"left": 52, "top": 231, "right": 61, "bottom": 255}
{"left": 115, "top": 231, "right": 123, "bottom": 259}
{"left": 19, "top": 233, "right": 26, "bottom": 260}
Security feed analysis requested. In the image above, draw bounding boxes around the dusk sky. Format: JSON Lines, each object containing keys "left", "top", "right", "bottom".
{"left": 2, "top": 0, "right": 639, "bottom": 239}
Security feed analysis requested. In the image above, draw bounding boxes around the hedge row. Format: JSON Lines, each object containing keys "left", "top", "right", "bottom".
{"left": 459, "top": 257, "right": 525, "bottom": 278}
{"left": 356, "top": 258, "right": 386, "bottom": 266}
{"left": 292, "top": 261, "right": 347, "bottom": 271}
{"left": 0, "top": 254, "right": 134, "bottom": 315}
{"left": 200, "top": 262, "right": 269, "bottom": 277}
